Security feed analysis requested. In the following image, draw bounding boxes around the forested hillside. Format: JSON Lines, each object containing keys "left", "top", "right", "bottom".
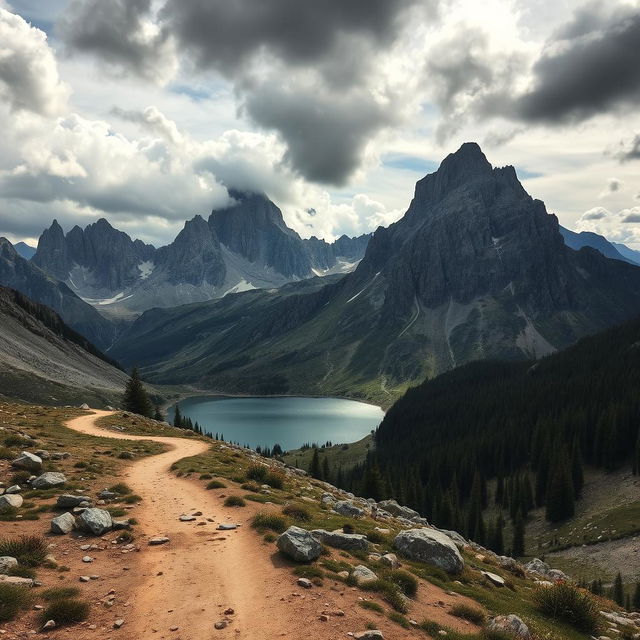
{"left": 337, "top": 314, "right": 640, "bottom": 551}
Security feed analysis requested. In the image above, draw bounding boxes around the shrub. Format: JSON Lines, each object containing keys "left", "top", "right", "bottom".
{"left": 480, "top": 630, "right": 514, "bottom": 640}
{"left": 224, "top": 495, "right": 246, "bottom": 507}
{"left": 293, "top": 566, "right": 324, "bottom": 579}
{"left": 42, "top": 587, "right": 80, "bottom": 601}
{"left": 199, "top": 473, "right": 212, "bottom": 480}
{"left": 533, "top": 582, "right": 599, "bottom": 634}
{"left": 263, "top": 533, "right": 276, "bottom": 543}
{"left": 11, "top": 470, "right": 31, "bottom": 485}
{"left": 241, "top": 481, "right": 261, "bottom": 492}
{"left": 366, "top": 530, "right": 390, "bottom": 545}
{"left": 7, "top": 565, "right": 36, "bottom": 579}
{"left": 386, "top": 569, "right": 418, "bottom": 598}
{"left": 282, "top": 504, "right": 311, "bottom": 522}
{"left": 4, "top": 435, "right": 29, "bottom": 447}
{"left": 0, "top": 535, "right": 48, "bottom": 566}
{"left": 388, "top": 611, "right": 411, "bottom": 628}
{"left": 360, "top": 579, "right": 408, "bottom": 613}
{"left": 0, "top": 447, "right": 14, "bottom": 460}
{"left": 206, "top": 480, "right": 226, "bottom": 490}
{"left": 0, "top": 583, "right": 31, "bottom": 621}
{"left": 118, "top": 451, "right": 134, "bottom": 459}
{"left": 264, "top": 471, "right": 285, "bottom": 489}
{"left": 420, "top": 620, "right": 443, "bottom": 636}
{"left": 73, "top": 461, "right": 88, "bottom": 468}
{"left": 124, "top": 494, "right": 142, "bottom": 504}
{"left": 358, "top": 600, "right": 383, "bottom": 613}
{"left": 252, "top": 513, "right": 287, "bottom": 533}
{"left": 107, "top": 507, "right": 126, "bottom": 517}
{"left": 450, "top": 603, "right": 485, "bottom": 625}
{"left": 39, "top": 599, "right": 89, "bottom": 626}
{"left": 108, "top": 483, "right": 132, "bottom": 495}
{"left": 246, "top": 464, "right": 267, "bottom": 482}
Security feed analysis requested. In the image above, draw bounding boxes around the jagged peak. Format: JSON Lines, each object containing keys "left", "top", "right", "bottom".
{"left": 437, "top": 142, "right": 492, "bottom": 179}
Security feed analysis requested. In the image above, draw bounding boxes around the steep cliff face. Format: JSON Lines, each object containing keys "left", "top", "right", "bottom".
{"left": 0, "top": 238, "right": 116, "bottom": 349}
{"left": 111, "top": 143, "right": 640, "bottom": 404}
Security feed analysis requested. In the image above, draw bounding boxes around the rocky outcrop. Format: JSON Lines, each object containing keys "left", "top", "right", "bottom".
{"left": 333, "top": 501, "right": 365, "bottom": 518}
{"left": 394, "top": 528, "right": 464, "bottom": 574}
{"left": 311, "top": 530, "right": 369, "bottom": 551}
{"left": 276, "top": 526, "right": 322, "bottom": 562}
{"left": 76, "top": 508, "right": 113, "bottom": 536}
{"left": 32, "top": 472, "right": 66, "bottom": 489}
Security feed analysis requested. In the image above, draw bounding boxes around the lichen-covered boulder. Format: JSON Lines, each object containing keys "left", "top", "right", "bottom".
{"left": 378, "top": 499, "right": 421, "bottom": 520}
{"left": 311, "top": 529, "right": 369, "bottom": 551}
{"left": 0, "top": 494, "right": 23, "bottom": 509}
{"left": 11, "top": 452, "right": 42, "bottom": 473}
{"left": 56, "top": 495, "right": 92, "bottom": 508}
{"left": 0, "top": 556, "right": 18, "bottom": 574}
{"left": 487, "top": 615, "right": 531, "bottom": 639}
{"left": 394, "top": 528, "right": 464, "bottom": 574}
{"left": 351, "top": 565, "right": 378, "bottom": 585}
{"left": 77, "top": 508, "right": 113, "bottom": 536}
{"left": 333, "top": 501, "right": 365, "bottom": 518}
{"left": 32, "top": 472, "right": 66, "bottom": 489}
{"left": 51, "top": 512, "right": 75, "bottom": 535}
{"left": 276, "top": 526, "right": 322, "bottom": 562}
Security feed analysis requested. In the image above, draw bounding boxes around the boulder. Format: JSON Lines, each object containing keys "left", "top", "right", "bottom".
{"left": 438, "top": 529, "right": 468, "bottom": 549}
{"left": 0, "top": 575, "right": 33, "bottom": 587}
{"left": 482, "top": 571, "right": 506, "bottom": 587}
{"left": 276, "top": 526, "right": 322, "bottom": 562}
{"left": 379, "top": 553, "right": 400, "bottom": 569}
{"left": 378, "top": 499, "right": 421, "bottom": 520}
{"left": 56, "top": 495, "right": 92, "bottom": 508}
{"left": 394, "top": 528, "right": 464, "bottom": 574}
{"left": 51, "top": 512, "right": 75, "bottom": 535}
{"left": 487, "top": 615, "right": 531, "bottom": 639}
{"left": 311, "top": 529, "right": 369, "bottom": 551}
{"left": 333, "top": 501, "right": 365, "bottom": 518}
{"left": 351, "top": 565, "right": 378, "bottom": 585}
{"left": 354, "top": 630, "right": 384, "bottom": 639}
{"left": 77, "top": 508, "right": 113, "bottom": 536}
{"left": 0, "top": 556, "right": 18, "bottom": 573}
{"left": 5, "top": 485, "right": 21, "bottom": 494}
{"left": 525, "top": 558, "right": 549, "bottom": 576}
{"left": 35, "top": 450, "right": 50, "bottom": 460}
{"left": 0, "top": 494, "right": 23, "bottom": 509}
{"left": 32, "top": 472, "right": 66, "bottom": 489}
{"left": 11, "top": 452, "right": 42, "bottom": 472}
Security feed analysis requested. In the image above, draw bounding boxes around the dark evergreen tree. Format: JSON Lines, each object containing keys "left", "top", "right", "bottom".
{"left": 173, "top": 404, "right": 183, "bottom": 428}
{"left": 545, "top": 453, "right": 575, "bottom": 523}
{"left": 613, "top": 572, "right": 625, "bottom": 607}
{"left": 122, "top": 368, "right": 153, "bottom": 418}
{"left": 571, "top": 443, "right": 585, "bottom": 498}
{"left": 154, "top": 405, "right": 163, "bottom": 421}
{"left": 322, "top": 456, "right": 331, "bottom": 483}
{"left": 512, "top": 511, "right": 525, "bottom": 557}
{"left": 310, "top": 448, "right": 322, "bottom": 480}
{"left": 633, "top": 581, "right": 640, "bottom": 611}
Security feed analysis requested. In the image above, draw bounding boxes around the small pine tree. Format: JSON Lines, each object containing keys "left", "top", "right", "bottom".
{"left": 545, "top": 454, "right": 575, "bottom": 523}
{"left": 173, "top": 404, "right": 183, "bottom": 428}
{"left": 613, "top": 572, "right": 625, "bottom": 607}
{"left": 122, "top": 368, "right": 153, "bottom": 418}
{"left": 512, "top": 511, "right": 526, "bottom": 557}
{"left": 309, "top": 448, "right": 322, "bottom": 479}
{"left": 153, "top": 405, "right": 163, "bottom": 421}
{"left": 322, "top": 456, "right": 331, "bottom": 483}
{"left": 633, "top": 581, "right": 640, "bottom": 611}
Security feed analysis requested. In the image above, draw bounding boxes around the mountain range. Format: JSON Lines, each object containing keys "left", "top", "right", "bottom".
{"left": 30, "top": 193, "right": 370, "bottom": 320}
{"left": 108, "top": 143, "right": 640, "bottom": 405}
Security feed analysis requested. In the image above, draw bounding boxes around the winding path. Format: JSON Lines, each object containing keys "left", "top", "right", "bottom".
{"left": 66, "top": 411, "right": 291, "bottom": 639}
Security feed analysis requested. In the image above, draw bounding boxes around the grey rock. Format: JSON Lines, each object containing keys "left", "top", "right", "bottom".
{"left": 378, "top": 499, "right": 421, "bottom": 520}
{"left": 56, "top": 494, "right": 92, "bottom": 508}
{"left": 354, "top": 630, "right": 384, "bottom": 639}
{"left": 379, "top": 553, "right": 400, "bottom": 569}
{"left": 297, "top": 577, "right": 313, "bottom": 589}
{"left": 394, "top": 528, "right": 464, "bottom": 574}
{"left": 112, "top": 520, "right": 131, "bottom": 530}
{"left": 482, "top": 571, "right": 506, "bottom": 587}
{"left": 98, "top": 490, "right": 117, "bottom": 500}
{"left": 438, "top": 529, "right": 468, "bottom": 549}
{"left": 51, "top": 512, "right": 75, "bottom": 535}
{"left": 0, "top": 575, "right": 33, "bottom": 587}
{"left": 77, "top": 508, "right": 113, "bottom": 536}
{"left": 148, "top": 537, "right": 170, "bottom": 545}
{"left": 276, "top": 526, "right": 322, "bottom": 562}
{"left": 0, "top": 494, "right": 23, "bottom": 509}
{"left": 35, "top": 450, "right": 50, "bottom": 460}
{"left": 311, "top": 529, "right": 369, "bottom": 551}
{"left": 11, "top": 451, "right": 42, "bottom": 472}
{"left": 487, "top": 615, "right": 531, "bottom": 639}
{"left": 0, "top": 556, "right": 18, "bottom": 573}
{"left": 32, "top": 472, "right": 66, "bottom": 489}
{"left": 217, "top": 524, "right": 237, "bottom": 530}
{"left": 333, "top": 500, "right": 365, "bottom": 518}
{"left": 351, "top": 565, "right": 378, "bottom": 585}
{"left": 5, "top": 485, "right": 21, "bottom": 494}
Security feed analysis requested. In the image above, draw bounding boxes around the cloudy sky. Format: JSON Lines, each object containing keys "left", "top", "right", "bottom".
{"left": 0, "top": 0, "right": 639, "bottom": 248}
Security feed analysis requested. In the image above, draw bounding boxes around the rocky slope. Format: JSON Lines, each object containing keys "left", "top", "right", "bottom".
{"left": 30, "top": 195, "right": 369, "bottom": 320}
{"left": 111, "top": 143, "right": 640, "bottom": 404}
{"left": 0, "top": 285, "right": 127, "bottom": 406}
{"left": 0, "top": 238, "right": 117, "bottom": 350}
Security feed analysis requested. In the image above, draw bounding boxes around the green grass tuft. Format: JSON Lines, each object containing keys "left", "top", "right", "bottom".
{"left": 39, "top": 599, "right": 89, "bottom": 626}
{"left": 252, "top": 512, "right": 287, "bottom": 533}
{"left": 0, "top": 583, "right": 32, "bottom": 621}
{"left": 224, "top": 495, "right": 246, "bottom": 507}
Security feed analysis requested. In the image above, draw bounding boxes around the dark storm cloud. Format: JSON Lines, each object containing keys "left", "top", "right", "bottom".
{"left": 58, "top": 0, "right": 174, "bottom": 82}
{"left": 512, "top": 6, "right": 640, "bottom": 123}
{"left": 58, "top": 0, "right": 431, "bottom": 186}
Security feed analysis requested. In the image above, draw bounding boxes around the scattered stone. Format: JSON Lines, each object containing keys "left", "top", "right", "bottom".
{"left": 217, "top": 524, "right": 237, "bottom": 530}
{"left": 487, "top": 615, "right": 531, "bottom": 639}
{"left": 482, "top": 571, "right": 506, "bottom": 587}
{"left": 214, "top": 621, "right": 227, "bottom": 630}
{"left": 0, "top": 557, "right": 18, "bottom": 573}
{"left": 277, "top": 526, "right": 322, "bottom": 562}
{"left": 82, "top": 556, "right": 93, "bottom": 563}
{"left": 113, "top": 619, "right": 125, "bottom": 629}
{"left": 333, "top": 501, "right": 365, "bottom": 518}
{"left": 311, "top": 529, "right": 369, "bottom": 551}
{"left": 42, "top": 620, "right": 56, "bottom": 630}
{"left": 5, "top": 485, "right": 21, "bottom": 494}
{"left": 379, "top": 553, "right": 400, "bottom": 569}
{"left": 50, "top": 512, "right": 75, "bottom": 535}
{"left": 179, "top": 515, "right": 197, "bottom": 522}
{"left": 378, "top": 499, "right": 421, "bottom": 520}
{"left": 297, "top": 578, "right": 313, "bottom": 589}
{"left": 394, "top": 528, "right": 464, "bottom": 574}
{"left": 56, "top": 494, "right": 91, "bottom": 508}
{"left": 0, "top": 494, "right": 23, "bottom": 509}
{"left": 149, "top": 537, "right": 170, "bottom": 546}
{"left": 351, "top": 565, "right": 378, "bottom": 585}
{"left": 79, "top": 403, "right": 90, "bottom": 409}
{"left": 354, "top": 631, "right": 384, "bottom": 639}
{"left": 0, "top": 575, "right": 34, "bottom": 587}
{"left": 98, "top": 490, "right": 117, "bottom": 500}
{"left": 34, "top": 450, "right": 50, "bottom": 460}
{"left": 32, "top": 472, "right": 66, "bottom": 489}
{"left": 77, "top": 508, "right": 113, "bottom": 536}
{"left": 79, "top": 576, "right": 90, "bottom": 582}
{"left": 224, "top": 608, "right": 234, "bottom": 615}
{"left": 11, "top": 452, "right": 42, "bottom": 473}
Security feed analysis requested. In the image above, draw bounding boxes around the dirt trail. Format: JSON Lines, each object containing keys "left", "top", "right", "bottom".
{"left": 66, "top": 411, "right": 294, "bottom": 640}
{"left": 66, "top": 411, "right": 479, "bottom": 640}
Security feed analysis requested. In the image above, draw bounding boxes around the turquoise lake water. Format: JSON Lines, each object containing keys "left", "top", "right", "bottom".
{"left": 168, "top": 396, "right": 384, "bottom": 451}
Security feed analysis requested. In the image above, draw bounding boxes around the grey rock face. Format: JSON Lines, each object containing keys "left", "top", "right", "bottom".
{"left": 394, "top": 528, "right": 464, "bottom": 574}
{"left": 77, "top": 508, "right": 113, "bottom": 536}
{"left": 11, "top": 452, "right": 42, "bottom": 473}
{"left": 32, "top": 472, "right": 66, "bottom": 489}
{"left": 378, "top": 499, "right": 421, "bottom": 521}
{"left": 0, "top": 556, "right": 18, "bottom": 573}
{"left": 0, "top": 494, "right": 23, "bottom": 509}
{"left": 51, "top": 512, "right": 76, "bottom": 535}
{"left": 311, "top": 530, "right": 369, "bottom": 551}
{"left": 276, "top": 526, "right": 322, "bottom": 562}
{"left": 333, "top": 501, "right": 365, "bottom": 518}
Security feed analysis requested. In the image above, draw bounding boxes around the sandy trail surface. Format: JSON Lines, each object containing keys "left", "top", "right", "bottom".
{"left": 65, "top": 411, "right": 479, "bottom": 640}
